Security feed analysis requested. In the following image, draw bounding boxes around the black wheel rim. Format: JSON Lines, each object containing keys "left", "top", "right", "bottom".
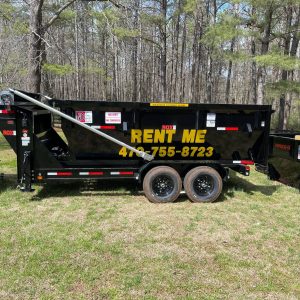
{"left": 193, "top": 174, "right": 214, "bottom": 197}
{"left": 152, "top": 175, "right": 175, "bottom": 198}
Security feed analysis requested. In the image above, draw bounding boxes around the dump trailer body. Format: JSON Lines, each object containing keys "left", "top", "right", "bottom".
{"left": 268, "top": 132, "right": 300, "bottom": 188}
{"left": 0, "top": 89, "right": 272, "bottom": 202}
{"left": 51, "top": 100, "right": 271, "bottom": 166}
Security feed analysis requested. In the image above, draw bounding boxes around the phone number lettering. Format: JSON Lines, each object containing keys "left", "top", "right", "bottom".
{"left": 119, "top": 146, "right": 213, "bottom": 158}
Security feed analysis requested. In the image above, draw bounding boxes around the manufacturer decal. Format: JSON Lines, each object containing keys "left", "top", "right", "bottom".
{"left": 162, "top": 125, "right": 176, "bottom": 130}
{"left": 105, "top": 112, "right": 121, "bottom": 124}
{"left": 76, "top": 111, "right": 93, "bottom": 124}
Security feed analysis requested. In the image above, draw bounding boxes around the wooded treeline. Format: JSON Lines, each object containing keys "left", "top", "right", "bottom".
{"left": 0, "top": 0, "right": 299, "bottom": 129}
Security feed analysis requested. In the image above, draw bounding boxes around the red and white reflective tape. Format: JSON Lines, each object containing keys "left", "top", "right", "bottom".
{"left": 47, "top": 172, "right": 73, "bottom": 176}
{"left": 110, "top": 171, "right": 134, "bottom": 176}
{"left": 217, "top": 127, "right": 239, "bottom": 131}
{"left": 2, "top": 130, "right": 16, "bottom": 136}
{"left": 91, "top": 125, "right": 116, "bottom": 130}
{"left": 233, "top": 160, "right": 254, "bottom": 165}
{"left": 0, "top": 110, "right": 15, "bottom": 114}
{"left": 79, "top": 171, "right": 104, "bottom": 176}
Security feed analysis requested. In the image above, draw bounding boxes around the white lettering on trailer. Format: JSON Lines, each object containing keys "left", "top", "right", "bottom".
{"left": 76, "top": 111, "right": 93, "bottom": 124}
{"left": 105, "top": 112, "right": 121, "bottom": 124}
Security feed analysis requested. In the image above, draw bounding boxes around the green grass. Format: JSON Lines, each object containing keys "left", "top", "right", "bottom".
{"left": 0, "top": 135, "right": 300, "bottom": 299}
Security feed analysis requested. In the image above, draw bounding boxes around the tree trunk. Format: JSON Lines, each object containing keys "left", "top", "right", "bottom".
{"left": 256, "top": 5, "right": 273, "bottom": 104}
{"left": 132, "top": 0, "right": 139, "bottom": 102}
{"left": 225, "top": 38, "right": 235, "bottom": 104}
{"left": 278, "top": 7, "right": 293, "bottom": 130}
{"left": 160, "top": 0, "right": 167, "bottom": 101}
{"left": 179, "top": 15, "right": 187, "bottom": 101}
{"left": 28, "top": 0, "right": 44, "bottom": 93}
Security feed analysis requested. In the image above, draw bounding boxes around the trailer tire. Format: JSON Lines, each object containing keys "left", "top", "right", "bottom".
{"left": 184, "top": 166, "right": 223, "bottom": 203}
{"left": 143, "top": 166, "right": 182, "bottom": 203}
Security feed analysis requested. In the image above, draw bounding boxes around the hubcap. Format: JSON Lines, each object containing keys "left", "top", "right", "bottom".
{"left": 193, "top": 174, "right": 214, "bottom": 197}
{"left": 152, "top": 175, "right": 175, "bottom": 197}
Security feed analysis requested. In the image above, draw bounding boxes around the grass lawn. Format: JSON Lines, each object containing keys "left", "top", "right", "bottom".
{"left": 0, "top": 134, "right": 299, "bottom": 299}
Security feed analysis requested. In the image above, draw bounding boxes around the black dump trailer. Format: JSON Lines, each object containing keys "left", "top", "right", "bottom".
{"left": 0, "top": 89, "right": 272, "bottom": 203}
{"left": 268, "top": 132, "right": 300, "bottom": 188}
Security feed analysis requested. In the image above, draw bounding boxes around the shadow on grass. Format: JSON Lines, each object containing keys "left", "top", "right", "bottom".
{"left": 31, "top": 180, "right": 140, "bottom": 201}
{"left": 0, "top": 174, "right": 18, "bottom": 192}
{"left": 218, "top": 172, "right": 278, "bottom": 202}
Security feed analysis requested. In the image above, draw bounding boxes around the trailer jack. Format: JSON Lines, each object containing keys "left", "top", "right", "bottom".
{"left": 19, "top": 151, "right": 34, "bottom": 192}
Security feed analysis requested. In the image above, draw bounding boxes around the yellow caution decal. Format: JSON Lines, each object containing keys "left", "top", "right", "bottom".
{"left": 150, "top": 102, "right": 189, "bottom": 107}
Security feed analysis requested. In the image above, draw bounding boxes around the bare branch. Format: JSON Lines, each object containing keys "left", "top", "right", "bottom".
{"left": 82, "top": 0, "right": 131, "bottom": 10}
{"left": 44, "top": 0, "right": 76, "bottom": 30}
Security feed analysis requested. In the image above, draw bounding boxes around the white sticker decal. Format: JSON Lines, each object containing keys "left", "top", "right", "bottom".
{"left": 76, "top": 111, "right": 93, "bottom": 124}
{"left": 105, "top": 112, "right": 121, "bottom": 124}
{"left": 21, "top": 136, "right": 30, "bottom": 146}
{"left": 207, "top": 113, "right": 216, "bottom": 121}
{"left": 206, "top": 120, "right": 215, "bottom": 127}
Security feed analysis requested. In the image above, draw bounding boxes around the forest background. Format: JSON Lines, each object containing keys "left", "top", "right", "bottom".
{"left": 0, "top": 0, "right": 299, "bottom": 130}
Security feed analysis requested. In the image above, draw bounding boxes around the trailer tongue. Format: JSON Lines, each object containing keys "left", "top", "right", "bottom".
{"left": 0, "top": 89, "right": 272, "bottom": 202}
